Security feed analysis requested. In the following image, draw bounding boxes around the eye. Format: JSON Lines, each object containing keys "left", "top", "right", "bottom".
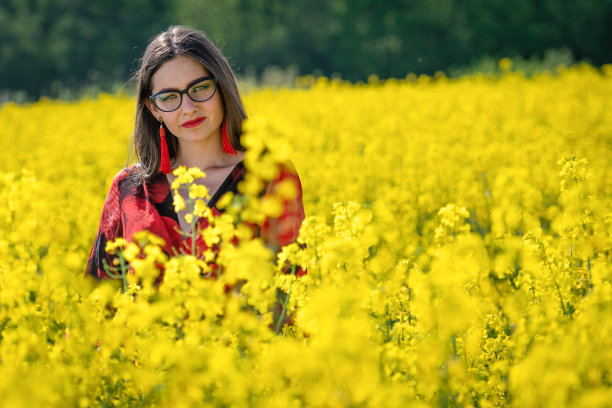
{"left": 158, "top": 93, "right": 178, "bottom": 102}
{"left": 191, "top": 82, "right": 212, "bottom": 93}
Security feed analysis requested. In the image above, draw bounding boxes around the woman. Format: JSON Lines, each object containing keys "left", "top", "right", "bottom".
{"left": 86, "top": 26, "right": 305, "bottom": 279}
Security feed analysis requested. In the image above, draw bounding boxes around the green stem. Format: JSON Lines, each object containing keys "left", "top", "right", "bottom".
{"left": 275, "top": 265, "right": 297, "bottom": 335}
{"left": 118, "top": 253, "right": 129, "bottom": 293}
{"left": 314, "top": 244, "right": 322, "bottom": 286}
{"left": 187, "top": 197, "right": 197, "bottom": 257}
{"left": 552, "top": 277, "right": 568, "bottom": 316}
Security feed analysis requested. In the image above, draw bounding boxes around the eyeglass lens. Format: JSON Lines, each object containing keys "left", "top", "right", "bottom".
{"left": 153, "top": 78, "right": 216, "bottom": 112}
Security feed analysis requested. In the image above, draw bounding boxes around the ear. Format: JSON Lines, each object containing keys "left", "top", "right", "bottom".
{"left": 145, "top": 98, "right": 161, "bottom": 121}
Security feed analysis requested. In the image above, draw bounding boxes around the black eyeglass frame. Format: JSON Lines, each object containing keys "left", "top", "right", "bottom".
{"left": 149, "top": 76, "right": 218, "bottom": 112}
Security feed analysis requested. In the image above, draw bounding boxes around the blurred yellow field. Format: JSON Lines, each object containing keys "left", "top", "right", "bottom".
{"left": 1, "top": 65, "right": 611, "bottom": 407}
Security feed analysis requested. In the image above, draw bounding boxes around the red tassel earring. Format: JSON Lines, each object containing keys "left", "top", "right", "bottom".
{"left": 158, "top": 117, "right": 172, "bottom": 174}
{"left": 222, "top": 118, "right": 237, "bottom": 156}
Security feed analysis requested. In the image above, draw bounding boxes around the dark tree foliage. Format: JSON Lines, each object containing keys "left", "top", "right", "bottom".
{"left": 174, "top": 0, "right": 612, "bottom": 80}
{"left": 0, "top": 0, "right": 173, "bottom": 98}
{"left": 1, "top": 0, "right": 611, "bottom": 99}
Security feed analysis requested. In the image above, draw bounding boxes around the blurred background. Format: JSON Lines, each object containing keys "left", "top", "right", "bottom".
{"left": 1, "top": 0, "right": 611, "bottom": 102}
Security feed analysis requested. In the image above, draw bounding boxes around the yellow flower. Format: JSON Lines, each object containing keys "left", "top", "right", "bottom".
{"left": 2, "top": 65, "right": 611, "bottom": 407}
{"left": 189, "top": 183, "right": 209, "bottom": 200}
{"left": 173, "top": 193, "right": 186, "bottom": 212}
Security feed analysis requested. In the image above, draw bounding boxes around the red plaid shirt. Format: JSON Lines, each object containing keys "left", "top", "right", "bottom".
{"left": 86, "top": 160, "right": 305, "bottom": 279}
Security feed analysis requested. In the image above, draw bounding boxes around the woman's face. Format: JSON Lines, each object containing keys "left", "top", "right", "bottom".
{"left": 146, "top": 55, "right": 224, "bottom": 150}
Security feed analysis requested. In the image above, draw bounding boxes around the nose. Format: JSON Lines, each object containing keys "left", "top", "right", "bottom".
{"left": 180, "top": 93, "right": 197, "bottom": 112}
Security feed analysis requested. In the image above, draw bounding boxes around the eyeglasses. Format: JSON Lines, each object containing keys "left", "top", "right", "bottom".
{"left": 149, "top": 76, "right": 218, "bottom": 112}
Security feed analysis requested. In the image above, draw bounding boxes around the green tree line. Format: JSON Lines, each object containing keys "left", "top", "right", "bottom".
{"left": 1, "top": 0, "right": 611, "bottom": 100}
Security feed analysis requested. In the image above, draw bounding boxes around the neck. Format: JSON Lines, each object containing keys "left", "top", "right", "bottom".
{"left": 174, "top": 132, "right": 229, "bottom": 170}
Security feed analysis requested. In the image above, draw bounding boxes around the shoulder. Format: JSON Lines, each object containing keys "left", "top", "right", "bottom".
{"left": 109, "top": 164, "right": 145, "bottom": 187}
{"left": 273, "top": 159, "right": 302, "bottom": 185}
{"left": 264, "top": 159, "right": 303, "bottom": 197}
{"left": 103, "top": 166, "right": 149, "bottom": 204}
{"left": 279, "top": 159, "right": 299, "bottom": 175}
{"left": 264, "top": 158, "right": 300, "bottom": 180}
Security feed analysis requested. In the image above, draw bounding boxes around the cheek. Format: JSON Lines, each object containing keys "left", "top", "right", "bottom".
{"left": 214, "top": 101, "right": 225, "bottom": 123}
{"left": 161, "top": 113, "right": 181, "bottom": 132}
{"left": 211, "top": 92, "right": 225, "bottom": 115}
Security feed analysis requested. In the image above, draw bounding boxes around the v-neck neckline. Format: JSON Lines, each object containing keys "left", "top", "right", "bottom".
{"left": 206, "top": 160, "right": 245, "bottom": 208}
{"left": 162, "top": 160, "right": 245, "bottom": 228}
{"left": 162, "top": 160, "right": 244, "bottom": 210}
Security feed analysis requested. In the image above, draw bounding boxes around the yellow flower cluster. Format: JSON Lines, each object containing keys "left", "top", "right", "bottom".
{"left": 1, "top": 64, "right": 611, "bottom": 407}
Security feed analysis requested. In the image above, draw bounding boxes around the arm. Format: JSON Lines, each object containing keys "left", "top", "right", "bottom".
{"left": 85, "top": 170, "right": 126, "bottom": 279}
{"left": 261, "top": 162, "right": 306, "bottom": 332}
{"left": 260, "top": 161, "right": 305, "bottom": 253}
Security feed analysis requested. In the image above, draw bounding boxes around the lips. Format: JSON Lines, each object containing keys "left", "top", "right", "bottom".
{"left": 181, "top": 117, "right": 205, "bottom": 128}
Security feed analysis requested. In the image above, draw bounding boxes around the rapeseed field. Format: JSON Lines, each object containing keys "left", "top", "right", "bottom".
{"left": 1, "top": 64, "right": 611, "bottom": 407}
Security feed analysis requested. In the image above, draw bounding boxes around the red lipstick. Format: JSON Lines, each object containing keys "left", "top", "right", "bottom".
{"left": 181, "top": 117, "right": 205, "bottom": 128}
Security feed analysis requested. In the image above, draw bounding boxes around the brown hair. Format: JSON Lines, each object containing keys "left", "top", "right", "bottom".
{"left": 131, "top": 25, "right": 246, "bottom": 181}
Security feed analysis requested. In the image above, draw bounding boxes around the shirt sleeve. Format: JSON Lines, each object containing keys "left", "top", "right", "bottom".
{"left": 85, "top": 170, "right": 126, "bottom": 279}
{"left": 260, "top": 161, "right": 305, "bottom": 252}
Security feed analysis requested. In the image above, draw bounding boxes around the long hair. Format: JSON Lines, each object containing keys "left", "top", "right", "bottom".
{"left": 131, "top": 25, "right": 247, "bottom": 181}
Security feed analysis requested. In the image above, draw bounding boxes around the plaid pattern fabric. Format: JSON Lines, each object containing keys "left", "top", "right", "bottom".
{"left": 85, "top": 161, "right": 305, "bottom": 279}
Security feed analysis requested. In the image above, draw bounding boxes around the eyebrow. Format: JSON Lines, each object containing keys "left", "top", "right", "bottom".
{"left": 154, "top": 76, "right": 215, "bottom": 94}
